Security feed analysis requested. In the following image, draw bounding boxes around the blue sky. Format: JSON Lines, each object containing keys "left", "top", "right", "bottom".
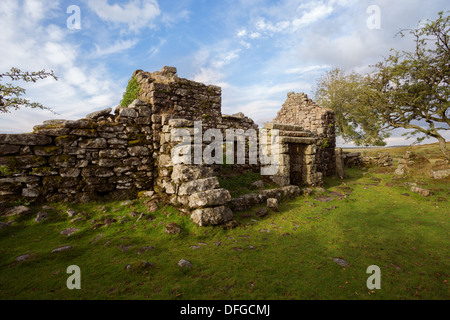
{"left": 0, "top": 0, "right": 449, "bottom": 147}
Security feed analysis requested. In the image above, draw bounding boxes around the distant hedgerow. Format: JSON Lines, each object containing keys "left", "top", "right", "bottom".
{"left": 120, "top": 77, "right": 140, "bottom": 107}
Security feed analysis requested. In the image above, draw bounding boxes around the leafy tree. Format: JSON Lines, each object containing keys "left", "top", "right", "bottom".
{"left": 315, "top": 68, "right": 389, "bottom": 146}
{"left": 367, "top": 11, "right": 449, "bottom": 159}
{"left": 315, "top": 12, "right": 449, "bottom": 158}
{"left": 120, "top": 76, "right": 140, "bottom": 107}
{"left": 0, "top": 67, "right": 58, "bottom": 114}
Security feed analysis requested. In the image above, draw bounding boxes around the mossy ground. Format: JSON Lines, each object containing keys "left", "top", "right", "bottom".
{"left": 0, "top": 148, "right": 449, "bottom": 300}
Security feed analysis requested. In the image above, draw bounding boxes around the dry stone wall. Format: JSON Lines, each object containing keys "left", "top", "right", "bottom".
{"left": 0, "top": 100, "right": 154, "bottom": 203}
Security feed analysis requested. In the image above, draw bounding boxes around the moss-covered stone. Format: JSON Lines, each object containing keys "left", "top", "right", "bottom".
{"left": 34, "top": 146, "right": 62, "bottom": 156}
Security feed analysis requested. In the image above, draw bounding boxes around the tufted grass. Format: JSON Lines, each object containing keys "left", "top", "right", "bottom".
{"left": 0, "top": 166, "right": 448, "bottom": 300}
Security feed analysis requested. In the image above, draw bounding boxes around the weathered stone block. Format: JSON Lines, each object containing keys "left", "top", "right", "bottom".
{"left": 79, "top": 138, "right": 107, "bottom": 149}
{"left": 119, "top": 108, "right": 138, "bottom": 118}
{"left": 0, "top": 144, "right": 21, "bottom": 155}
{"left": 171, "top": 165, "right": 213, "bottom": 184}
{"left": 0, "top": 134, "right": 52, "bottom": 146}
{"left": 82, "top": 166, "right": 115, "bottom": 178}
{"left": 86, "top": 108, "right": 112, "bottom": 120}
{"left": 189, "top": 188, "right": 231, "bottom": 209}
{"left": 178, "top": 177, "right": 220, "bottom": 196}
{"left": 33, "top": 146, "right": 62, "bottom": 156}
{"left": 99, "top": 149, "right": 128, "bottom": 158}
{"left": 190, "top": 205, "right": 233, "bottom": 227}
{"left": 128, "top": 146, "right": 150, "bottom": 157}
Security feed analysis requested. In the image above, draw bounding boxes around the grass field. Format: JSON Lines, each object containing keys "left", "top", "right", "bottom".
{"left": 344, "top": 142, "right": 450, "bottom": 163}
{"left": 0, "top": 145, "right": 449, "bottom": 300}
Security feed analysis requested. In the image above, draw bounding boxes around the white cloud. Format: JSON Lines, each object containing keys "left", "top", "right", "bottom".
{"left": 87, "top": 0, "right": 161, "bottom": 31}
{"left": 94, "top": 39, "right": 139, "bottom": 56}
{"left": 237, "top": 29, "right": 247, "bottom": 37}
{"left": 292, "top": 2, "right": 333, "bottom": 29}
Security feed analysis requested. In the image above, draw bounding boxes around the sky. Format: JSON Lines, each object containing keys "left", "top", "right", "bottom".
{"left": 0, "top": 0, "right": 449, "bottom": 147}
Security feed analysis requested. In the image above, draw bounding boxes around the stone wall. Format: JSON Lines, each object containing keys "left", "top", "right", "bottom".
{"left": 0, "top": 100, "right": 154, "bottom": 203}
{"left": 274, "top": 92, "right": 336, "bottom": 177}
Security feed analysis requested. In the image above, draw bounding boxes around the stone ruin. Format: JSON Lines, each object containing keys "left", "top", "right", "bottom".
{"left": 0, "top": 67, "right": 336, "bottom": 226}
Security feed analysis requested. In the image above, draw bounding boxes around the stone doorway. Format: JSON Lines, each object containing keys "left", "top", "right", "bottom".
{"left": 288, "top": 143, "right": 306, "bottom": 186}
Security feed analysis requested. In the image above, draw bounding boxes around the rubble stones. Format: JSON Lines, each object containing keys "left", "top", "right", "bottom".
{"left": 411, "top": 186, "right": 433, "bottom": 197}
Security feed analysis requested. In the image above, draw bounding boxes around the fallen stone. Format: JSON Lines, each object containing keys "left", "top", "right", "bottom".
{"left": 146, "top": 201, "right": 159, "bottom": 213}
{"left": 5, "top": 206, "right": 31, "bottom": 217}
{"left": 430, "top": 169, "right": 450, "bottom": 180}
{"left": 178, "top": 259, "right": 193, "bottom": 268}
{"left": 188, "top": 188, "right": 231, "bottom": 209}
{"left": 52, "top": 246, "right": 72, "bottom": 253}
{"left": 165, "top": 222, "right": 181, "bottom": 234}
{"left": 120, "top": 200, "right": 133, "bottom": 206}
{"left": 35, "top": 212, "right": 48, "bottom": 222}
{"left": 16, "top": 254, "right": 31, "bottom": 262}
{"left": 267, "top": 198, "right": 279, "bottom": 211}
{"left": 411, "top": 186, "right": 433, "bottom": 197}
{"left": 333, "top": 258, "right": 349, "bottom": 267}
{"left": 314, "top": 196, "right": 335, "bottom": 203}
{"left": 60, "top": 228, "right": 79, "bottom": 236}
{"left": 223, "top": 220, "right": 239, "bottom": 229}
{"left": 190, "top": 206, "right": 233, "bottom": 227}
{"left": 255, "top": 207, "right": 268, "bottom": 218}
{"left": 67, "top": 209, "right": 77, "bottom": 218}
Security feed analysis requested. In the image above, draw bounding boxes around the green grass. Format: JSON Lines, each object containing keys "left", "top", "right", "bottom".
{"left": 0, "top": 169, "right": 449, "bottom": 300}
{"left": 344, "top": 142, "right": 450, "bottom": 162}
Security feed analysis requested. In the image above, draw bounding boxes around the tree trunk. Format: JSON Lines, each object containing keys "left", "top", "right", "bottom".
{"left": 435, "top": 134, "right": 449, "bottom": 160}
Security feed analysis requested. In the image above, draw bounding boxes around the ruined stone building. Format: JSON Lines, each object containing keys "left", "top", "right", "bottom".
{"left": 0, "top": 67, "right": 336, "bottom": 226}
